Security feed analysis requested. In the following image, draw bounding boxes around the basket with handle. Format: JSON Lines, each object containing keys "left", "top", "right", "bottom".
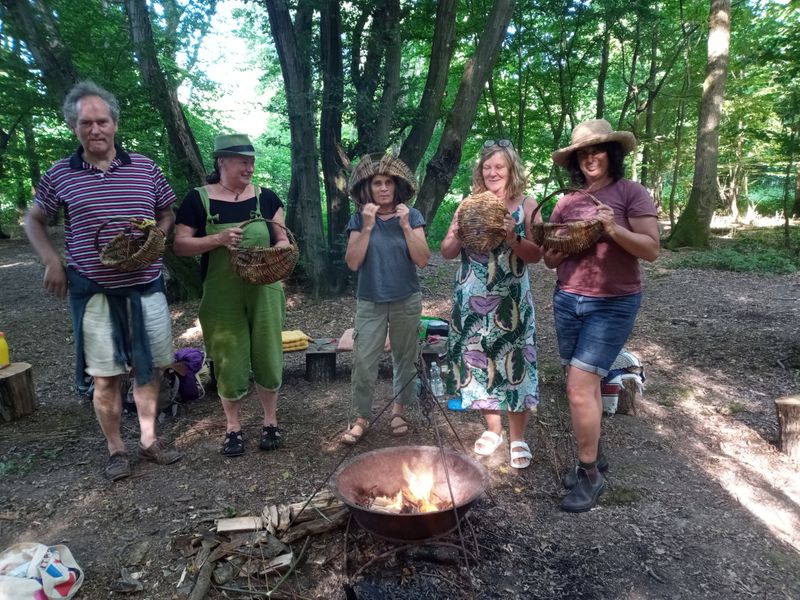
{"left": 229, "top": 218, "right": 300, "bottom": 285}
{"left": 530, "top": 188, "right": 604, "bottom": 255}
{"left": 94, "top": 217, "right": 166, "bottom": 272}
{"left": 457, "top": 191, "right": 508, "bottom": 253}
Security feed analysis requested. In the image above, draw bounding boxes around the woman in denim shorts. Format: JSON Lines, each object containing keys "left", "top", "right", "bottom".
{"left": 546, "top": 120, "right": 660, "bottom": 512}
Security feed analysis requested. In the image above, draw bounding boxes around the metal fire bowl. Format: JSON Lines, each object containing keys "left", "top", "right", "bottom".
{"left": 332, "top": 445, "right": 488, "bottom": 543}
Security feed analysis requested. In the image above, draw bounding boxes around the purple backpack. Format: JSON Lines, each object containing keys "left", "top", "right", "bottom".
{"left": 174, "top": 348, "right": 207, "bottom": 403}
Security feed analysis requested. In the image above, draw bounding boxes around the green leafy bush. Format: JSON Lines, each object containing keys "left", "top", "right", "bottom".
{"left": 665, "top": 242, "right": 798, "bottom": 274}
{"left": 426, "top": 198, "right": 459, "bottom": 250}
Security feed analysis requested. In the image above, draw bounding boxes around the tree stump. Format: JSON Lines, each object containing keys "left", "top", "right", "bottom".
{"left": 0, "top": 362, "right": 37, "bottom": 423}
{"left": 615, "top": 378, "right": 639, "bottom": 416}
{"left": 305, "top": 339, "right": 338, "bottom": 383}
{"left": 775, "top": 395, "right": 800, "bottom": 461}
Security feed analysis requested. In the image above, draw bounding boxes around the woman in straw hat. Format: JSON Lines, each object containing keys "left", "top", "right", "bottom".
{"left": 173, "top": 133, "right": 291, "bottom": 457}
{"left": 440, "top": 140, "right": 543, "bottom": 469}
{"left": 341, "top": 153, "right": 431, "bottom": 444}
{"left": 547, "top": 119, "right": 660, "bottom": 512}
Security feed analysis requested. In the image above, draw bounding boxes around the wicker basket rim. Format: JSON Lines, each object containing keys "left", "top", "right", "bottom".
{"left": 93, "top": 217, "right": 162, "bottom": 254}
{"left": 530, "top": 187, "right": 601, "bottom": 223}
{"left": 230, "top": 217, "right": 298, "bottom": 252}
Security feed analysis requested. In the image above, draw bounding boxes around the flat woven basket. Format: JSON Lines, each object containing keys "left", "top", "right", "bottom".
{"left": 229, "top": 218, "right": 300, "bottom": 285}
{"left": 530, "top": 188, "right": 604, "bottom": 255}
{"left": 458, "top": 191, "right": 508, "bottom": 253}
{"left": 95, "top": 217, "right": 166, "bottom": 272}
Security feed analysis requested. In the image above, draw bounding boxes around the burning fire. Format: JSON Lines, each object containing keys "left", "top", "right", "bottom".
{"left": 368, "top": 461, "right": 452, "bottom": 514}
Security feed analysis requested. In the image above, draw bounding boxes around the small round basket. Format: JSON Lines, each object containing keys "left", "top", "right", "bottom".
{"left": 457, "top": 191, "right": 508, "bottom": 253}
{"left": 229, "top": 219, "right": 300, "bottom": 285}
{"left": 94, "top": 217, "right": 166, "bottom": 272}
{"left": 530, "top": 188, "right": 604, "bottom": 255}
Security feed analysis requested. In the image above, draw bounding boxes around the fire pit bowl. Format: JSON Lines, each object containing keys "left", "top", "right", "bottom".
{"left": 332, "top": 445, "right": 488, "bottom": 543}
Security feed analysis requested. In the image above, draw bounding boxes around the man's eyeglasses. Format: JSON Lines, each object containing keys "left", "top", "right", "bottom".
{"left": 483, "top": 139, "right": 513, "bottom": 149}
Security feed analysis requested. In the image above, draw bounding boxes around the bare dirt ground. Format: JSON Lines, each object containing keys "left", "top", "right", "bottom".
{"left": 2, "top": 232, "right": 800, "bottom": 599}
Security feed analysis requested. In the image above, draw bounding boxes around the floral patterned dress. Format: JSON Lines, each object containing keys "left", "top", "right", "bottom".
{"left": 446, "top": 199, "right": 539, "bottom": 412}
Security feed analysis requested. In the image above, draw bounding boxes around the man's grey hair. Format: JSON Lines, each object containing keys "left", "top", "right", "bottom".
{"left": 62, "top": 81, "right": 120, "bottom": 128}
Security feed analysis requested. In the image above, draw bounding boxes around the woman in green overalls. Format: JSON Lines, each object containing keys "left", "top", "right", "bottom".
{"left": 174, "top": 134, "right": 289, "bottom": 457}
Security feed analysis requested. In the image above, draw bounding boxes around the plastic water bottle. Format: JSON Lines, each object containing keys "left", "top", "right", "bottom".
{"left": 0, "top": 332, "right": 9, "bottom": 369}
{"left": 429, "top": 361, "right": 445, "bottom": 400}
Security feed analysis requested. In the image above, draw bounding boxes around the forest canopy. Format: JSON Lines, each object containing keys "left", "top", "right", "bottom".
{"left": 0, "top": 0, "right": 798, "bottom": 293}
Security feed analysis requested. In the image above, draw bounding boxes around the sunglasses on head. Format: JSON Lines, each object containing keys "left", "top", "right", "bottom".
{"left": 483, "top": 139, "right": 513, "bottom": 149}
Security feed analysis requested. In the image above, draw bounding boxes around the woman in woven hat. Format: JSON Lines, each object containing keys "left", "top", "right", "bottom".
{"left": 173, "top": 133, "right": 291, "bottom": 457}
{"left": 547, "top": 119, "right": 659, "bottom": 512}
{"left": 440, "top": 140, "right": 543, "bottom": 469}
{"left": 341, "top": 153, "right": 431, "bottom": 444}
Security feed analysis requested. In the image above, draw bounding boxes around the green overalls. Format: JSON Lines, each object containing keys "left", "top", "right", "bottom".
{"left": 196, "top": 186, "right": 286, "bottom": 400}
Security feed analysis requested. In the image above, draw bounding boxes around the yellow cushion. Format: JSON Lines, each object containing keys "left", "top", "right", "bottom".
{"left": 282, "top": 330, "right": 311, "bottom": 352}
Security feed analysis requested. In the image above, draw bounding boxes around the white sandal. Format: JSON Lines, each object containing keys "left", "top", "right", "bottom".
{"left": 510, "top": 441, "right": 533, "bottom": 469}
{"left": 473, "top": 430, "right": 504, "bottom": 456}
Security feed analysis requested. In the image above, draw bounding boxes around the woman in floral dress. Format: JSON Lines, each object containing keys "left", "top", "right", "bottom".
{"left": 440, "top": 140, "right": 542, "bottom": 469}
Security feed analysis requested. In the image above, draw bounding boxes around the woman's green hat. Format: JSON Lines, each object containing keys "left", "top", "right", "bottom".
{"left": 213, "top": 134, "right": 256, "bottom": 157}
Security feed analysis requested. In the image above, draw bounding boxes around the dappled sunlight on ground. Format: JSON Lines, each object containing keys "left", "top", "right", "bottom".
{"left": 642, "top": 368, "right": 800, "bottom": 553}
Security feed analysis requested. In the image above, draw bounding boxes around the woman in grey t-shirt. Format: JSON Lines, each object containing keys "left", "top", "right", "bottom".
{"left": 341, "top": 153, "right": 431, "bottom": 444}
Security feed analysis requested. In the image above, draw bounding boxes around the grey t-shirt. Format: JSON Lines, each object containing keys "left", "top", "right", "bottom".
{"left": 346, "top": 208, "right": 426, "bottom": 302}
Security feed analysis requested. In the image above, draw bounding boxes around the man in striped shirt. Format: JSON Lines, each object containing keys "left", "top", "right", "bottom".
{"left": 24, "top": 81, "right": 183, "bottom": 481}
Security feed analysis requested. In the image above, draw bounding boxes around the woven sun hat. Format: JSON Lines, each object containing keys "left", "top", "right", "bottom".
{"left": 213, "top": 133, "right": 256, "bottom": 157}
{"left": 348, "top": 153, "right": 418, "bottom": 203}
{"left": 552, "top": 119, "right": 637, "bottom": 167}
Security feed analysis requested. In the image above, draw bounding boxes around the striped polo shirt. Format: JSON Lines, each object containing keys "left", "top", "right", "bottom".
{"left": 35, "top": 145, "right": 176, "bottom": 288}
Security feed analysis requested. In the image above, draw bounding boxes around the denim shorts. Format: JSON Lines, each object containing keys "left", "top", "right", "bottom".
{"left": 553, "top": 288, "right": 641, "bottom": 377}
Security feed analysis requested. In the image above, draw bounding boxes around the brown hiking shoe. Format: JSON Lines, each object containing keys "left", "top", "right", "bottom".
{"left": 137, "top": 440, "right": 183, "bottom": 465}
{"left": 106, "top": 452, "right": 131, "bottom": 481}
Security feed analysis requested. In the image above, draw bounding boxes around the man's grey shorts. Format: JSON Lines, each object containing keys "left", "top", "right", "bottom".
{"left": 82, "top": 292, "right": 174, "bottom": 378}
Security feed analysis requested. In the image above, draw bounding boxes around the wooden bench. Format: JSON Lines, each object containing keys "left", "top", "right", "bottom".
{"left": 304, "top": 337, "right": 447, "bottom": 383}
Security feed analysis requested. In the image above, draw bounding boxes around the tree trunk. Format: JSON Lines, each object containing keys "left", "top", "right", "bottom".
{"left": 373, "top": 0, "right": 401, "bottom": 150}
{"left": 596, "top": 19, "right": 611, "bottom": 120}
{"left": 1, "top": 0, "right": 79, "bottom": 103}
{"left": 414, "top": 0, "right": 516, "bottom": 224}
{"left": 640, "top": 33, "right": 658, "bottom": 188}
{"left": 794, "top": 143, "right": 800, "bottom": 218}
{"left": 22, "top": 116, "right": 41, "bottom": 191}
{"left": 319, "top": 0, "right": 350, "bottom": 293}
{"left": 668, "top": 13, "right": 692, "bottom": 229}
{"left": 398, "top": 0, "right": 458, "bottom": 172}
{"left": 666, "top": 0, "right": 730, "bottom": 249}
{"left": 124, "top": 0, "right": 206, "bottom": 187}
{"left": 265, "top": 0, "right": 329, "bottom": 298}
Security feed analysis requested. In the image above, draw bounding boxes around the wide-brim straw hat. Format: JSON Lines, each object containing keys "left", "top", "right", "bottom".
{"left": 348, "top": 153, "right": 418, "bottom": 203}
{"left": 552, "top": 119, "right": 637, "bottom": 167}
{"left": 213, "top": 133, "right": 256, "bottom": 157}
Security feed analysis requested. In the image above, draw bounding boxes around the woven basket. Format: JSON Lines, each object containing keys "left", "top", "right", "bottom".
{"left": 457, "top": 191, "right": 508, "bottom": 253}
{"left": 530, "top": 188, "right": 604, "bottom": 255}
{"left": 95, "top": 218, "right": 166, "bottom": 272}
{"left": 229, "top": 219, "right": 300, "bottom": 285}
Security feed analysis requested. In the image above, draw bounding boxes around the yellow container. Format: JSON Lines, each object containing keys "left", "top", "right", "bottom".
{"left": 0, "top": 332, "right": 8, "bottom": 369}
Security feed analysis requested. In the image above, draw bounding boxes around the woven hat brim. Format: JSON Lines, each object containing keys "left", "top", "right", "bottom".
{"left": 348, "top": 153, "right": 418, "bottom": 201}
{"left": 552, "top": 131, "right": 637, "bottom": 167}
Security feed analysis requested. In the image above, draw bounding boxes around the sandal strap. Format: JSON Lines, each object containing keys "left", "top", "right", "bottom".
{"left": 510, "top": 441, "right": 532, "bottom": 458}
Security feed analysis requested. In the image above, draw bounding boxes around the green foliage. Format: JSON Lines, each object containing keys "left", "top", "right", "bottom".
{"left": 426, "top": 197, "right": 458, "bottom": 249}
{"left": 665, "top": 228, "right": 800, "bottom": 274}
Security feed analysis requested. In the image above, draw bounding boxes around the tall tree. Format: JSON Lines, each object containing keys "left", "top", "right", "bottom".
{"left": 414, "top": 0, "right": 516, "bottom": 224}
{"left": 667, "top": 0, "right": 731, "bottom": 248}
{"left": 398, "top": 0, "right": 458, "bottom": 172}
{"left": 319, "top": 0, "right": 349, "bottom": 292}
{"left": 124, "top": 0, "right": 206, "bottom": 186}
{"left": 0, "top": 0, "right": 79, "bottom": 103}
{"left": 264, "top": 0, "right": 328, "bottom": 298}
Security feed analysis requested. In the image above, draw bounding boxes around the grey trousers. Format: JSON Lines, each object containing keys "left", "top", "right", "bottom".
{"left": 350, "top": 292, "right": 422, "bottom": 420}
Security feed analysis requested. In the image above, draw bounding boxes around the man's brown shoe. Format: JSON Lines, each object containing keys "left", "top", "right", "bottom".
{"left": 106, "top": 452, "right": 131, "bottom": 481}
{"left": 137, "top": 440, "right": 183, "bottom": 465}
